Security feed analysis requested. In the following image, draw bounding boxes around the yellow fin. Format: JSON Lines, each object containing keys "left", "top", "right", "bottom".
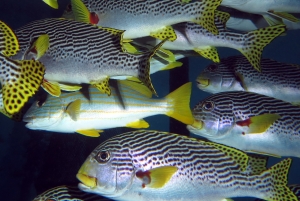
{"left": 66, "top": 99, "right": 81, "bottom": 121}
{"left": 236, "top": 113, "right": 281, "bottom": 134}
{"left": 150, "top": 26, "right": 177, "bottom": 42}
{"left": 191, "top": 0, "right": 223, "bottom": 35}
{"left": 120, "top": 79, "right": 152, "bottom": 98}
{"left": 1, "top": 59, "right": 45, "bottom": 114}
{"left": 205, "top": 141, "right": 249, "bottom": 172}
{"left": 76, "top": 129, "right": 102, "bottom": 137}
{"left": 161, "top": 61, "right": 183, "bottom": 71}
{"left": 126, "top": 119, "right": 149, "bottom": 128}
{"left": 0, "top": 20, "right": 19, "bottom": 56}
{"left": 268, "top": 11, "right": 300, "bottom": 23}
{"left": 71, "top": 0, "right": 92, "bottom": 23}
{"left": 76, "top": 173, "right": 97, "bottom": 188}
{"left": 136, "top": 166, "right": 178, "bottom": 188}
{"left": 24, "top": 34, "right": 50, "bottom": 60}
{"left": 246, "top": 150, "right": 281, "bottom": 158}
{"left": 43, "top": 0, "right": 58, "bottom": 9}
{"left": 263, "top": 14, "right": 284, "bottom": 26}
{"left": 59, "top": 83, "right": 82, "bottom": 92}
{"left": 165, "top": 82, "right": 194, "bottom": 125}
{"left": 194, "top": 47, "right": 220, "bottom": 63}
{"left": 239, "top": 24, "right": 286, "bottom": 72}
{"left": 243, "top": 154, "right": 268, "bottom": 175}
{"left": 261, "top": 158, "right": 297, "bottom": 201}
{"left": 155, "top": 48, "right": 176, "bottom": 63}
{"left": 0, "top": 89, "right": 22, "bottom": 121}
{"left": 214, "top": 10, "right": 231, "bottom": 25}
{"left": 41, "top": 79, "right": 61, "bottom": 97}
{"left": 91, "top": 77, "right": 111, "bottom": 96}
{"left": 122, "top": 42, "right": 139, "bottom": 54}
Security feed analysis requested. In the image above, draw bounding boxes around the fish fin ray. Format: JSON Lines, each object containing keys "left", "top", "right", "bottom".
{"left": 267, "top": 11, "right": 300, "bottom": 23}
{"left": 0, "top": 20, "right": 19, "bottom": 56}
{"left": 119, "top": 79, "right": 152, "bottom": 98}
{"left": 71, "top": 0, "right": 91, "bottom": 23}
{"left": 150, "top": 26, "right": 177, "bottom": 42}
{"left": 194, "top": 47, "right": 220, "bottom": 63}
{"left": 24, "top": 34, "right": 50, "bottom": 60}
{"left": 126, "top": 119, "right": 149, "bottom": 128}
{"left": 41, "top": 79, "right": 61, "bottom": 97}
{"left": 66, "top": 99, "right": 81, "bottom": 121}
{"left": 91, "top": 77, "right": 111, "bottom": 96}
{"left": 76, "top": 129, "right": 101, "bottom": 137}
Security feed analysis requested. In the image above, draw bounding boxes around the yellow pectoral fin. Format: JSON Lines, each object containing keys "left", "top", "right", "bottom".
{"left": 41, "top": 79, "right": 61, "bottom": 97}
{"left": 148, "top": 166, "right": 178, "bottom": 188}
{"left": 161, "top": 61, "right": 183, "bottom": 71}
{"left": 126, "top": 119, "right": 149, "bottom": 128}
{"left": 91, "top": 77, "right": 111, "bottom": 96}
{"left": 76, "top": 129, "right": 102, "bottom": 137}
{"left": 150, "top": 26, "right": 177, "bottom": 42}
{"left": 71, "top": 0, "right": 91, "bottom": 23}
{"left": 237, "top": 113, "right": 281, "bottom": 134}
{"left": 66, "top": 99, "right": 81, "bottom": 121}
{"left": 0, "top": 21, "right": 19, "bottom": 56}
{"left": 155, "top": 48, "right": 176, "bottom": 63}
{"left": 59, "top": 83, "right": 82, "bottom": 92}
{"left": 43, "top": 0, "right": 58, "bottom": 9}
{"left": 194, "top": 47, "right": 220, "bottom": 63}
{"left": 25, "top": 34, "right": 49, "bottom": 60}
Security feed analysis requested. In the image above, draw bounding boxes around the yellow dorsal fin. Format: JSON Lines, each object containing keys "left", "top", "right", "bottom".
{"left": 136, "top": 166, "right": 178, "bottom": 188}
{"left": 43, "top": 0, "right": 58, "bottom": 9}
{"left": 214, "top": 10, "right": 231, "bottom": 25}
{"left": 150, "top": 26, "right": 177, "bottom": 42}
{"left": 243, "top": 154, "right": 268, "bottom": 175}
{"left": 161, "top": 61, "right": 183, "bottom": 71}
{"left": 236, "top": 113, "right": 281, "bottom": 134}
{"left": 76, "top": 129, "right": 102, "bottom": 137}
{"left": 24, "top": 34, "right": 50, "bottom": 60}
{"left": 165, "top": 82, "right": 194, "bottom": 125}
{"left": 66, "top": 99, "right": 81, "bottom": 121}
{"left": 126, "top": 119, "right": 149, "bottom": 128}
{"left": 0, "top": 20, "right": 19, "bottom": 56}
{"left": 194, "top": 47, "right": 220, "bottom": 63}
{"left": 120, "top": 79, "right": 152, "bottom": 98}
{"left": 59, "top": 83, "right": 82, "bottom": 92}
{"left": 71, "top": 0, "right": 92, "bottom": 23}
{"left": 205, "top": 141, "right": 249, "bottom": 172}
{"left": 41, "top": 79, "right": 61, "bottom": 97}
{"left": 91, "top": 77, "right": 111, "bottom": 96}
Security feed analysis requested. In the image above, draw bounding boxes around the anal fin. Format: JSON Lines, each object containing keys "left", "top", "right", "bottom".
{"left": 150, "top": 26, "right": 177, "bottom": 42}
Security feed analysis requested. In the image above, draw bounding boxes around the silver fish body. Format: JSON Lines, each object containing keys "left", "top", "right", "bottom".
{"left": 187, "top": 91, "right": 300, "bottom": 157}
{"left": 77, "top": 130, "right": 296, "bottom": 201}
{"left": 197, "top": 55, "right": 300, "bottom": 104}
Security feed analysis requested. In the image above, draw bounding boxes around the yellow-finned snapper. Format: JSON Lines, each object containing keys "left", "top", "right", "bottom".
{"left": 255, "top": 184, "right": 300, "bottom": 201}
{"left": 0, "top": 21, "right": 45, "bottom": 115}
{"left": 197, "top": 55, "right": 300, "bottom": 104}
{"left": 136, "top": 11, "right": 286, "bottom": 71}
{"left": 187, "top": 90, "right": 300, "bottom": 158}
{"left": 69, "top": 0, "right": 223, "bottom": 41}
{"left": 23, "top": 81, "right": 194, "bottom": 137}
{"left": 12, "top": 18, "right": 164, "bottom": 97}
{"left": 76, "top": 129, "right": 296, "bottom": 201}
{"left": 221, "top": 0, "right": 300, "bottom": 26}
{"left": 33, "top": 185, "right": 108, "bottom": 201}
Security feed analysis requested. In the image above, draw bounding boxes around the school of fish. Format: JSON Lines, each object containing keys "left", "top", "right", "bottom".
{"left": 0, "top": 0, "right": 300, "bottom": 200}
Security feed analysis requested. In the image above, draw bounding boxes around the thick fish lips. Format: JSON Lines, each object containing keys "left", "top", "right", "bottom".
{"left": 187, "top": 119, "right": 203, "bottom": 133}
{"left": 77, "top": 162, "right": 98, "bottom": 189}
{"left": 196, "top": 76, "right": 209, "bottom": 88}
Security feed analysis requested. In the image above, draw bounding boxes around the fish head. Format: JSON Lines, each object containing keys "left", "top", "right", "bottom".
{"left": 187, "top": 94, "right": 236, "bottom": 140}
{"left": 23, "top": 95, "right": 64, "bottom": 130}
{"left": 197, "top": 60, "right": 243, "bottom": 93}
{"left": 77, "top": 139, "right": 135, "bottom": 198}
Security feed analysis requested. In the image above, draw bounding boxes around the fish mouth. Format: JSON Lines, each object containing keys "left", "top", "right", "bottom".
{"left": 196, "top": 77, "right": 209, "bottom": 87}
{"left": 76, "top": 173, "right": 97, "bottom": 189}
{"left": 191, "top": 119, "right": 203, "bottom": 129}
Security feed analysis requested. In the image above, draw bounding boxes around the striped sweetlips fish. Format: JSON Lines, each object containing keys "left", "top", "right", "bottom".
{"left": 23, "top": 81, "right": 194, "bottom": 137}
{"left": 0, "top": 21, "right": 45, "bottom": 115}
{"left": 69, "top": 0, "right": 223, "bottom": 41}
{"left": 197, "top": 55, "right": 300, "bottom": 104}
{"left": 187, "top": 90, "right": 300, "bottom": 158}
{"left": 76, "top": 130, "right": 297, "bottom": 201}
{"left": 12, "top": 18, "right": 164, "bottom": 97}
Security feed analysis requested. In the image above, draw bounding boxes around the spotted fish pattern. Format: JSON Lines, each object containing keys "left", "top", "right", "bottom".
{"left": 255, "top": 184, "right": 300, "bottom": 201}
{"left": 77, "top": 130, "right": 296, "bottom": 201}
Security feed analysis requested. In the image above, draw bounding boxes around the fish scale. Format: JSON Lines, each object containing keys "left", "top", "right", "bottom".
{"left": 77, "top": 130, "right": 296, "bottom": 201}
{"left": 188, "top": 90, "right": 300, "bottom": 157}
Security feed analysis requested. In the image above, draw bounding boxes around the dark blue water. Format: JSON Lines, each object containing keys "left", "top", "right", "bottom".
{"left": 0, "top": 0, "right": 299, "bottom": 200}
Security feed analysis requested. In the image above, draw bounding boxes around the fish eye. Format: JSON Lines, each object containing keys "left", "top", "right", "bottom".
{"left": 207, "top": 64, "right": 218, "bottom": 72}
{"left": 95, "top": 150, "right": 110, "bottom": 163}
{"left": 202, "top": 101, "right": 214, "bottom": 111}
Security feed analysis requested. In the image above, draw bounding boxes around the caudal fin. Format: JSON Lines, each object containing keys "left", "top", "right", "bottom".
{"left": 239, "top": 24, "right": 286, "bottom": 72}
{"left": 259, "top": 158, "right": 297, "bottom": 201}
{"left": 164, "top": 82, "right": 194, "bottom": 125}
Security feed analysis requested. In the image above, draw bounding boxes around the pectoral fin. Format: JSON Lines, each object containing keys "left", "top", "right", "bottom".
{"left": 236, "top": 113, "right": 281, "bottom": 134}
{"left": 43, "top": 0, "right": 58, "bottom": 9}
{"left": 41, "top": 79, "right": 61, "bottom": 97}
{"left": 66, "top": 99, "right": 81, "bottom": 121}
{"left": 59, "top": 83, "right": 82, "bottom": 92}
{"left": 23, "top": 34, "right": 49, "bottom": 60}
{"left": 194, "top": 47, "right": 220, "bottom": 63}
{"left": 136, "top": 166, "right": 178, "bottom": 188}
{"left": 235, "top": 72, "right": 247, "bottom": 90}
{"left": 150, "top": 26, "right": 177, "bottom": 41}
{"left": 155, "top": 48, "right": 176, "bottom": 62}
{"left": 126, "top": 119, "right": 149, "bottom": 128}
{"left": 161, "top": 61, "right": 182, "bottom": 71}
{"left": 71, "top": 0, "right": 99, "bottom": 24}
{"left": 76, "top": 129, "right": 102, "bottom": 137}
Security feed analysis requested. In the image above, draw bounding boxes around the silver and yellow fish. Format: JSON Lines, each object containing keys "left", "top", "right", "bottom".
{"left": 197, "top": 55, "right": 300, "bottom": 104}
{"left": 0, "top": 21, "right": 45, "bottom": 115}
{"left": 70, "top": 0, "right": 223, "bottom": 41}
{"left": 12, "top": 18, "right": 164, "bottom": 97}
{"left": 137, "top": 11, "right": 285, "bottom": 71}
{"left": 76, "top": 129, "right": 296, "bottom": 201}
{"left": 23, "top": 81, "right": 194, "bottom": 137}
{"left": 221, "top": 0, "right": 300, "bottom": 26}
{"left": 187, "top": 91, "right": 300, "bottom": 157}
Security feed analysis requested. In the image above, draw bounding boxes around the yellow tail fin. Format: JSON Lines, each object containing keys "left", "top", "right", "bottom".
{"left": 165, "top": 82, "right": 194, "bottom": 125}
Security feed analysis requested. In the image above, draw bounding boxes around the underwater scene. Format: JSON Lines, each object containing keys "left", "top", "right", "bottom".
{"left": 0, "top": 0, "right": 300, "bottom": 200}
